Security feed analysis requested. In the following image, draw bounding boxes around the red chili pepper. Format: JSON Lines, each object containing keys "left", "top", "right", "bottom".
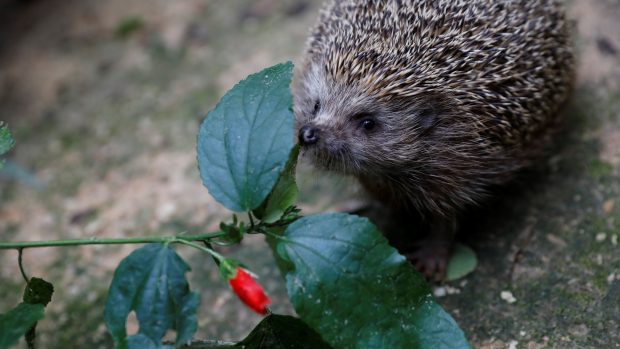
{"left": 229, "top": 267, "right": 271, "bottom": 315}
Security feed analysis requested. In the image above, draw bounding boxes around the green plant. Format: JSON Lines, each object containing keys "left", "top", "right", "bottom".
{"left": 115, "top": 16, "right": 144, "bottom": 39}
{"left": 0, "top": 63, "right": 471, "bottom": 348}
{"left": 0, "top": 122, "right": 15, "bottom": 170}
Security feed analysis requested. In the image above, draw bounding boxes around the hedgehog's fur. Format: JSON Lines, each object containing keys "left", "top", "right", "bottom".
{"left": 293, "top": 0, "right": 574, "bottom": 276}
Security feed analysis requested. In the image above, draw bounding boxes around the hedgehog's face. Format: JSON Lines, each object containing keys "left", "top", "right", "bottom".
{"left": 293, "top": 62, "right": 432, "bottom": 176}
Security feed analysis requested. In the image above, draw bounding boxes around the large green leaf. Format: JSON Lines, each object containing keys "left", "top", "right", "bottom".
{"left": 127, "top": 334, "right": 170, "bottom": 349}
{"left": 0, "top": 303, "right": 44, "bottom": 349}
{"left": 274, "top": 213, "right": 471, "bottom": 349}
{"left": 104, "top": 244, "right": 200, "bottom": 349}
{"left": 234, "top": 314, "right": 332, "bottom": 349}
{"left": 197, "top": 62, "right": 295, "bottom": 212}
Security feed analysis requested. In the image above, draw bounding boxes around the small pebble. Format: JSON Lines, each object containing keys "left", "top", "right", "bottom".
{"left": 546, "top": 234, "right": 567, "bottom": 248}
{"left": 501, "top": 290, "right": 517, "bottom": 304}
{"left": 433, "top": 286, "right": 461, "bottom": 297}
{"left": 595, "top": 233, "right": 607, "bottom": 242}
{"left": 569, "top": 324, "right": 589, "bottom": 337}
{"left": 603, "top": 199, "right": 615, "bottom": 215}
{"left": 597, "top": 37, "right": 618, "bottom": 56}
{"left": 607, "top": 274, "right": 615, "bottom": 283}
{"left": 508, "top": 340, "right": 518, "bottom": 349}
{"left": 612, "top": 235, "right": 618, "bottom": 246}
{"left": 445, "top": 286, "right": 461, "bottom": 295}
{"left": 433, "top": 287, "right": 447, "bottom": 298}
{"left": 596, "top": 254, "right": 603, "bottom": 265}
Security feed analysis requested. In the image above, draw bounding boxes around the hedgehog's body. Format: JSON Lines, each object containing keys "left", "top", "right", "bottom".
{"left": 294, "top": 0, "right": 574, "bottom": 276}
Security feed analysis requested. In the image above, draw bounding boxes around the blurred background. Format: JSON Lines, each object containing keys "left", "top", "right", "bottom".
{"left": 0, "top": 0, "right": 619, "bottom": 348}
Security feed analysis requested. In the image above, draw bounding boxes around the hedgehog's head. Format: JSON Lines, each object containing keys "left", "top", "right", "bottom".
{"left": 293, "top": 58, "right": 448, "bottom": 176}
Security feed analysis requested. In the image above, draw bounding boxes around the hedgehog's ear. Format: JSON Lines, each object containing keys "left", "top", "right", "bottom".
{"left": 418, "top": 106, "right": 439, "bottom": 131}
{"left": 417, "top": 95, "right": 452, "bottom": 133}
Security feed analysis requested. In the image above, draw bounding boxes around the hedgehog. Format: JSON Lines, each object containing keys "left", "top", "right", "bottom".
{"left": 293, "top": 0, "right": 574, "bottom": 278}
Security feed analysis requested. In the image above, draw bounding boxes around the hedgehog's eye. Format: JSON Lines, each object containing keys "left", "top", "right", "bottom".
{"left": 312, "top": 100, "right": 321, "bottom": 115}
{"left": 360, "top": 119, "right": 376, "bottom": 131}
{"left": 351, "top": 112, "right": 377, "bottom": 132}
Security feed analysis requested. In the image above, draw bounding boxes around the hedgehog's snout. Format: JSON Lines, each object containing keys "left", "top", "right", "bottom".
{"left": 298, "top": 125, "right": 320, "bottom": 146}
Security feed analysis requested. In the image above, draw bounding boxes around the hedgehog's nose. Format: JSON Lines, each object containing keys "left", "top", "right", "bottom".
{"left": 298, "top": 126, "right": 320, "bottom": 145}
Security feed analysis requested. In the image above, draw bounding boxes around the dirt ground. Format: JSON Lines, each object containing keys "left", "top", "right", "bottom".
{"left": 0, "top": 0, "right": 619, "bottom": 348}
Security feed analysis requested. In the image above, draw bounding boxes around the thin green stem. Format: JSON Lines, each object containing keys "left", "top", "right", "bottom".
{"left": 202, "top": 241, "right": 221, "bottom": 266}
{"left": 248, "top": 212, "right": 256, "bottom": 228}
{"left": 0, "top": 232, "right": 226, "bottom": 250}
{"left": 260, "top": 228, "right": 290, "bottom": 242}
{"left": 173, "top": 239, "right": 226, "bottom": 262}
{"left": 18, "top": 248, "right": 29, "bottom": 282}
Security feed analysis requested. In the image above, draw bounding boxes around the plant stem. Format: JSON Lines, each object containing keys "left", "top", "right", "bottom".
{"left": 18, "top": 248, "right": 29, "bottom": 282}
{"left": 260, "top": 228, "right": 291, "bottom": 243}
{"left": 202, "top": 241, "right": 221, "bottom": 266}
{"left": 248, "top": 211, "right": 256, "bottom": 228}
{"left": 174, "top": 239, "right": 227, "bottom": 262}
{"left": 0, "top": 232, "right": 226, "bottom": 250}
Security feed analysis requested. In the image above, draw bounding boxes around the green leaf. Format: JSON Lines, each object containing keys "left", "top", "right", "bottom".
{"left": 217, "top": 215, "right": 248, "bottom": 245}
{"left": 254, "top": 145, "right": 300, "bottom": 223}
{"left": 127, "top": 334, "right": 171, "bottom": 349}
{"left": 446, "top": 244, "right": 478, "bottom": 281}
{"left": 22, "top": 277, "right": 54, "bottom": 347}
{"left": 265, "top": 227, "right": 295, "bottom": 277}
{"left": 115, "top": 16, "right": 144, "bottom": 39}
{"left": 197, "top": 62, "right": 295, "bottom": 212}
{"left": 234, "top": 314, "right": 333, "bottom": 349}
{"left": 23, "top": 277, "right": 54, "bottom": 306}
{"left": 0, "top": 123, "right": 15, "bottom": 171}
{"left": 0, "top": 303, "right": 44, "bottom": 349}
{"left": 274, "top": 213, "right": 471, "bottom": 349}
{"left": 104, "top": 244, "right": 200, "bottom": 349}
